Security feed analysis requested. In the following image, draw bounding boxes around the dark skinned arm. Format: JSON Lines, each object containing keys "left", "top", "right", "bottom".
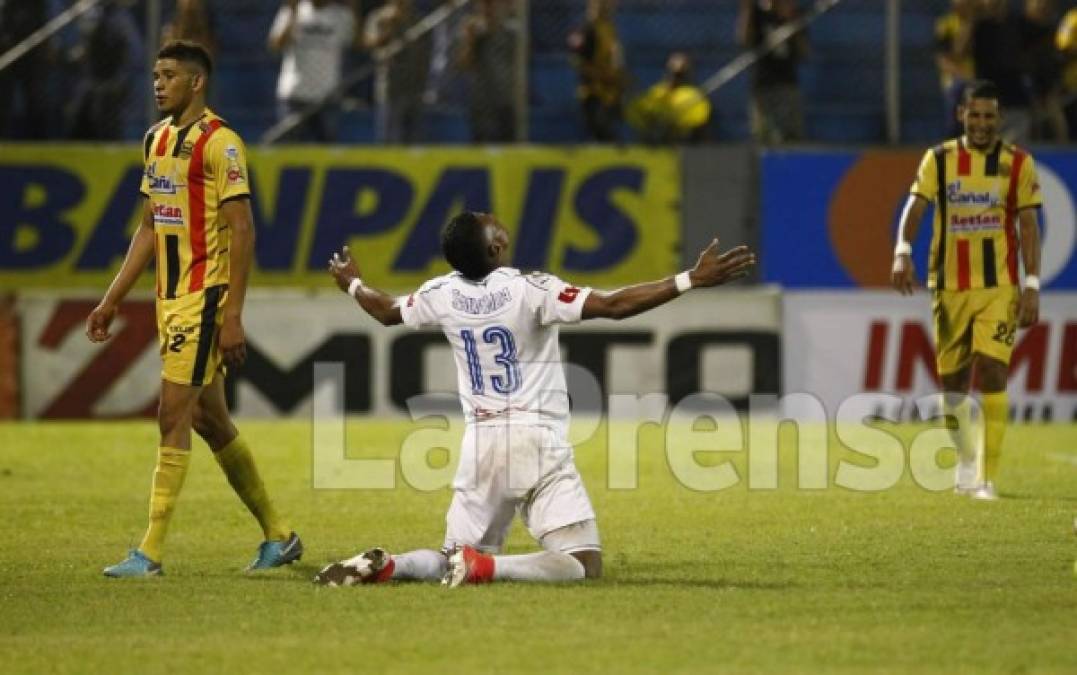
{"left": 1016, "top": 207, "right": 1041, "bottom": 327}
{"left": 218, "top": 197, "right": 255, "bottom": 366}
{"left": 328, "top": 245, "right": 403, "bottom": 326}
{"left": 581, "top": 239, "right": 755, "bottom": 320}
{"left": 891, "top": 194, "right": 928, "bottom": 296}
{"left": 86, "top": 198, "right": 155, "bottom": 342}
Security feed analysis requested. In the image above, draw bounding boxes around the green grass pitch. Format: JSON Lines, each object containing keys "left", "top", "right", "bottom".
{"left": 0, "top": 419, "right": 1075, "bottom": 674}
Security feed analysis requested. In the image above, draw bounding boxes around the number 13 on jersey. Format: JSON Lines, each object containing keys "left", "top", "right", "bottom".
{"left": 460, "top": 325, "right": 521, "bottom": 395}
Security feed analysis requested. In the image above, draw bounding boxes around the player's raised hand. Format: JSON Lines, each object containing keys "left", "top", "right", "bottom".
{"left": 891, "top": 254, "right": 917, "bottom": 295}
{"left": 86, "top": 303, "right": 117, "bottom": 343}
{"left": 689, "top": 238, "right": 756, "bottom": 288}
{"left": 328, "top": 245, "right": 362, "bottom": 294}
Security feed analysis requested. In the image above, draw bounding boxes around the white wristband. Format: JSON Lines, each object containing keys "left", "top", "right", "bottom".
{"left": 347, "top": 277, "right": 364, "bottom": 297}
{"left": 1024, "top": 275, "right": 1040, "bottom": 291}
{"left": 674, "top": 271, "right": 693, "bottom": 294}
{"left": 894, "top": 240, "right": 912, "bottom": 257}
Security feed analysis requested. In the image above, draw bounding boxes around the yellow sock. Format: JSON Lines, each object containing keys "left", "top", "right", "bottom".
{"left": 214, "top": 436, "right": 290, "bottom": 541}
{"left": 981, "top": 392, "right": 1009, "bottom": 484}
{"left": 139, "top": 446, "right": 191, "bottom": 562}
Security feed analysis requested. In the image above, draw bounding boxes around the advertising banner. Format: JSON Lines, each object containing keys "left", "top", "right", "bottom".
{"left": 761, "top": 149, "right": 1077, "bottom": 289}
{"left": 0, "top": 145, "right": 679, "bottom": 292}
{"left": 17, "top": 289, "right": 780, "bottom": 419}
{"left": 782, "top": 291, "right": 1077, "bottom": 421}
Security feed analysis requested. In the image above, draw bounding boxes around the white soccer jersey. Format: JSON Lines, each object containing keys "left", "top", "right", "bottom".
{"left": 399, "top": 268, "right": 591, "bottom": 430}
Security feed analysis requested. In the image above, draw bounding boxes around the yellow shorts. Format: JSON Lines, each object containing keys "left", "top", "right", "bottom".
{"left": 157, "top": 285, "right": 228, "bottom": 387}
{"left": 932, "top": 286, "right": 1018, "bottom": 376}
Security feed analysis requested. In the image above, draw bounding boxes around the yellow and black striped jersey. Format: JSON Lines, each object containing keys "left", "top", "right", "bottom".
{"left": 140, "top": 108, "right": 250, "bottom": 299}
{"left": 910, "top": 138, "right": 1041, "bottom": 291}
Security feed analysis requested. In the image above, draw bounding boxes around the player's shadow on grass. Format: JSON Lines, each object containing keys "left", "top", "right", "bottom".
{"left": 605, "top": 577, "right": 795, "bottom": 591}
{"left": 242, "top": 562, "right": 322, "bottom": 582}
{"left": 998, "top": 491, "right": 1077, "bottom": 503}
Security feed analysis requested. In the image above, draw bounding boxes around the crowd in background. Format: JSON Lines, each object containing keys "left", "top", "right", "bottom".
{"left": 8, "top": 0, "right": 1077, "bottom": 145}
{"left": 0, "top": 0, "right": 145, "bottom": 140}
{"left": 0, "top": 0, "right": 715, "bottom": 145}
{"left": 936, "top": 0, "right": 1077, "bottom": 143}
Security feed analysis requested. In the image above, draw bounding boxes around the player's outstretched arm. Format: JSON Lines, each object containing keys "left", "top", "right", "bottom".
{"left": 328, "top": 245, "right": 403, "bottom": 326}
{"left": 581, "top": 238, "right": 755, "bottom": 321}
{"left": 891, "top": 195, "right": 927, "bottom": 296}
{"left": 86, "top": 198, "right": 156, "bottom": 343}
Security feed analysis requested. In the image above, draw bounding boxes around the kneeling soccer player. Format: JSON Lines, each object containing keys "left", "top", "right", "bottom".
{"left": 317, "top": 211, "right": 754, "bottom": 586}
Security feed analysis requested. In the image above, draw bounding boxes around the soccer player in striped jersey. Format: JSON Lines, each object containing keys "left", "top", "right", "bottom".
{"left": 87, "top": 40, "right": 301, "bottom": 577}
{"left": 316, "top": 213, "right": 754, "bottom": 587}
{"left": 891, "top": 79, "right": 1042, "bottom": 501}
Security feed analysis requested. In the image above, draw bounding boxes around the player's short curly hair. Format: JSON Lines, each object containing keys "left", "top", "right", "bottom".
{"left": 963, "top": 79, "right": 999, "bottom": 104}
{"left": 158, "top": 40, "right": 213, "bottom": 77}
{"left": 441, "top": 212, "right": 490, "bottom": 280}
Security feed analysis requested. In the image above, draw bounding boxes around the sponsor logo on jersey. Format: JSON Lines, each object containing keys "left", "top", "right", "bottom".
{"left": 152, "top": 203, "right": 184, "bottom": 227}
{"left": 145, "top": 163, "right": 185, "bottom": 194}
{"left": 946, "top": 180, "right": 1000, "bottom": 208}
{"left": 177, "top": 141, "right": 194, "bottom": 159}
{"left": 558, "top": 286, "right": 581, "bottom": 303}
{"left": 949, "top": 213, "right": 1002, "bottom": 231}
{"left": 225, "top": 145, "right": 246, "bottom": 185}
{"left": 451, "top": 288, "right": 512, "bottom": 315}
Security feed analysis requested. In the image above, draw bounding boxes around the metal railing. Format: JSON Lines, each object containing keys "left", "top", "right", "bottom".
{"left": 261, "top": 0, "right": 484, "bottom": 145}
{"left": 0, "top": 0, "right": 106, "bottom": 73}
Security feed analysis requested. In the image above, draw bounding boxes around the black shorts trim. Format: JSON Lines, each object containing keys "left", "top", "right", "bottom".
{"left": 164, "top": 235, "right": 181, "bottom": 299}
{"left": 190, "top": 285, "right": 224, "bottom": 386}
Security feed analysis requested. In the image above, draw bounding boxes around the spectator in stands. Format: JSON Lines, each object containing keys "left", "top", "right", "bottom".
{"left": 459, "top": 0, "right": 518, "bottom": 143}
{"left": 162, "top": 0, "right": 215, "bottom": 56}
{"left": 66, "top": 1, "right": 143, "bottom": 140}
{"left": 365, "top": 0, "right": 430, "bottom": 143}
{"left": 426, "top": 0, "right": 466, "bottom": 107}
{"left": 1055, "top": 3, "right": 1077, "bottom": 138}
{"left": 625, "top": 52, "right": 711, "bottom": 144}
{"left": 0, "top": 0, "right": 53, "bottom": 139}
{"left": 1021, "top": 0, "right": 1066, "bottom": 141}
{"left": 568, "top": 0, "right": 626, "bottom": 142}
{"left": 971, "top": 0, "right": 1034, "bottom": 142}
{"left": 268, "top": 0, "right": 362, "bottom": 143}
{"left": 737, "top": 0, "right": 807, "bottom": 144}
{"left": 935, "top": 0, "right": 976, "bottom": 138}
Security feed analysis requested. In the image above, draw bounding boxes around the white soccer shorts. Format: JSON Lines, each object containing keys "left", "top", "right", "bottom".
{"left": 442, "top": 423, "right": 600, "bottom": 554}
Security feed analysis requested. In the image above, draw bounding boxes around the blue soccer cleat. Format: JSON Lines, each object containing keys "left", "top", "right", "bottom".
{"left": 247, "top": 532, "right": 303, "bottom": 571}
{"left": 103, "top": 549, "right": 163, "bottom": 578}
